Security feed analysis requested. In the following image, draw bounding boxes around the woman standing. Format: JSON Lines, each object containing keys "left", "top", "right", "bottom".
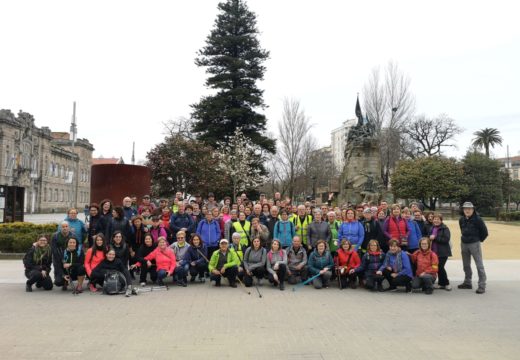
{"left": 337, "top": 209, "right": 365, "bottom": 251}
{"left": 308, "top": 240, "right": 334, "bottom": 289}
{"left": 429, "top": 213, "right": 452, "bottom": 291}
{"left": 107, "top": 206, "right": 132, "bottom": 240}
{"left": 266, "top": 240, "right": 287, "bottom": 290}
{"left": 86, "top": 204, "right": 101, "bottom": 248}
{"left": 273, "top": 210, "right": 295, "bottom": 249}
{"left": 23, "top": 235, "right": 53, "bottom": 292}
{"left": 383, "top": 204, "right": 409, "bottom": 251}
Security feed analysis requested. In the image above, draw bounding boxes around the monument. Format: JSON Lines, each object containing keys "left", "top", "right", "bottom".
{"left": 340, "top": 96, "right": 382, "bottom": 205}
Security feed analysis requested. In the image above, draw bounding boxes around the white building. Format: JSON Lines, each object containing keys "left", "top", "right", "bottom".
{"left": 330, "top": 118, "right": 357, "bottom": 173}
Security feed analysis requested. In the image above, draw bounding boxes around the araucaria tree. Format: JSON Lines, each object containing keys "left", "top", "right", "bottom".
{"left": 217, "top": 128, "right": 265, "bottom": 201}
{"left": 191, "top": 0, "right": 275, "bottom": 174}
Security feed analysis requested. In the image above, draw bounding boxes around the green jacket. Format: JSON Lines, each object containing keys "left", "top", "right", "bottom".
{"left": 328, "top": 220, "right": 341, "bottom": 252}
{"left": 208, "top": 248, "right": 240, "bottom": 272}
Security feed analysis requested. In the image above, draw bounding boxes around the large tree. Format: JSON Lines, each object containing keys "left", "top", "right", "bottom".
{"left": 191, "top": 0, "right": 275, "bottom": 166}
{"left": 391, "top": 156, "right": 467, "bottom": 210}
{"left": 461, "top": 151, "right": 503, "bottom": 212}
{"left": 472, "top": 128, "right": 503, "bottom": 157}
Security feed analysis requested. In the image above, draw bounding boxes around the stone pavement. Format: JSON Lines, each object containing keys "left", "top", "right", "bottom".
{"left": 1, "top": 260, "right": 519, "bottom": 360}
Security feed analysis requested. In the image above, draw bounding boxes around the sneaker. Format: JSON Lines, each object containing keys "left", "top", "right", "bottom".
{"left": 89, "top": 284, "right": 97, "bottom": 292}
{"left": 458, "top": 283, "right": 472, "bottom": 289}
{"left": 140, "top": 282, "right": 146, "bottom": 287}
{"left": 444, "top": 285, "right": 452, "bottom": 291}
{"left": 433, "top": 284, "right": 442, "bottom": 289}
{"left": 257, "top": 279, "right": 263, "bottom": 286}
{"left": 131, "top": 287, "right": 139, "bottom": 295}
{"left": 76, "top": 285, "right": 83, "bottom": 293}
{"left": 125, "top": 288, "right": 132, "bottom": 297}
{"left": 476, "top": 287, "right": 485, "bottom": 294}
{"left": 26, "top": 283, "right": 32, "bottom": 292}
{"left": 199, "top": 277, "right": 205, "bottom": 283}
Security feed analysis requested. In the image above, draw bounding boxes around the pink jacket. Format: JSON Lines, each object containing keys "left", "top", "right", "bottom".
{"left": 144, "top": 247, "right": 176, "bottom": 273}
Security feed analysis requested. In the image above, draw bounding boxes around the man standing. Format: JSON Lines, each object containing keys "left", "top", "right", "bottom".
{"left": 307, "top": 209, "right": 331, "bottom": 251}
{"left": 51, "top": 222, "right": 72, "bottom": 286}
{"left": 122, "top": 196, "right": 137, "bottom": 223}
{"left": 458, "top": 202, "right": 488, "bottom": 294}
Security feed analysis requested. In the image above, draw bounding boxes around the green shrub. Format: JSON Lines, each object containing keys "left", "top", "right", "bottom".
{"left": 498, "top": 211, "right": 520, "bottom": 221}
{"left": 0, "top": 222, "right": 58, "bottom": 253}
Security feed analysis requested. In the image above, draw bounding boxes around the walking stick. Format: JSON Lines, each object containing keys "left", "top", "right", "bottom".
{"left": 292, "top": 273, "right": 321, "bottom": 292}
{"left": 254, "top": 281, "right": 262, "bottom": 298}
{"left": 236, "top": 277, "right": 251, "bottom": 295}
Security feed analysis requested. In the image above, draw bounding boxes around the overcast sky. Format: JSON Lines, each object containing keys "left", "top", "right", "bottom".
{"left": 1, "top": 0, "right": 519, "bottom": 163}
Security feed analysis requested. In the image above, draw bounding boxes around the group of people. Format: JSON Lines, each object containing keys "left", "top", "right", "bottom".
{"left": 23, "top": 192, "right": 489, "bottom": 295}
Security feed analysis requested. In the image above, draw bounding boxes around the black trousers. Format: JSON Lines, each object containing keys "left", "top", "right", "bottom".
{"left": 25, "top": 270, "right": 53, "bottom": 290}
{"left": 64, "top": 264, "right": 86, "bottom": 280}
{"left": 189, "top": 263, "right": 207, "bottom": 278}
{"left": 140, "top": 262, "right": 158, "bottom": 283}
{"left": 437, "top": 256, "right": 450, "bottom": 286}
{"left": 376, "top": 269, "right": 411, "bottom": 288}
{"left": 244, "top": 267, "right": 265, "bottom": 287}
{"left": 268, "top": 263, "right": 286, "bottom": 285}
{"left": 287, "top": 266, "right": 307, "bottom": 284}
{"left": 338, "top": 271, "right": 358, "bottom": 288}
{"left": 210, "top": 265, "right": 238, "bottom": 285}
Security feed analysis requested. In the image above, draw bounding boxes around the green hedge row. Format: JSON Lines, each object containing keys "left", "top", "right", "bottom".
{"left": 498, "top": 211, "right": 520, "bottom": 222}
{"left": 0, "top": 223, "right": 58, "bottom": 253}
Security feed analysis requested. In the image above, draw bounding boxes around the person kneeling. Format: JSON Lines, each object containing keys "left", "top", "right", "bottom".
{"left": 266, "top": 240, "right": 287, "bottom": 290}
{"left": 23, "top": 235, "right": 53, "bottom": 292}
{"left": 243, "top": 237, "right": 267, "bottom": 287}
{"left": 208, "top": 239, "right": 240, "bottom": 287}
{"left": 90, "top": 248, "right": 132, "bottom": 295}
{"left": 335, "top": 239, "right": 361, "bottom": 289}
{"left": 355, "top": 240, "right": 385, "bottom": 291}
{"left": 375, "top": 239, "right": 413, "bottom": 292}
{"left": 411, "top": 238, "right": 439, "bottom": 294}
{"left": 62, "top": 237, "right": 86, "bottom": 293}
{"left": 286, "top": 236, "right": 308, "bottom": 285}
{"left": 139, "top": 237, "right": 176, "bottom": 286}
{"left": 308, "top": 240, "right": 334, "bottom": 289}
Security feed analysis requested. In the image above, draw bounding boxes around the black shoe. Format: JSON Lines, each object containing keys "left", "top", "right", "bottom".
{"left": 279, "top": 282, "right": 285, "bottom": 291}
{"left": 158, "top": 279, "right": 165, "bottom": 286}
{"left": 215, "top": 279, "right": 221, "bottom": 287}
{"left": 425, "top": 288, "right": 433, "bottom": 295}
{"left": 230, "top": 282, "right": 237, "bottom": 288}
{"left": 458, "top": 283, "right": 472, "bottom": 289}
{"left": 377, "top": 283, "right": 384, "bottom": 292}
{"left": 182, "top": 280, "right": 187, "bottom": 287}
{"left": 386, "top": 286, "right": 397, "bottom": 292}
{"left": 476, "top": 287, "right": 485, "bottom": 294}
{"left": 190, "top": 276, "right": 196, "bottom": 283}
{"left": 35, "top": 282, "right": 42, "bottom": 289}
{"left": 177, "top": 281, "right": 184, "bottom": 287}
{"left": 406, "top": 284, "right": 412, "bottom": 293}
{"left": 26, "top": 283, "right": 32, "bottom": 292}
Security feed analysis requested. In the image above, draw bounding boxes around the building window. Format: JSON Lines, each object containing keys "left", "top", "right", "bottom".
{"left": 48, "top": 188, "right": 53, "bottom": 202}
{"left": 514, "top": 169, "right": 519, "bottom": 179}
{"left": 54, "top": 189, "right": 58, "bottom": 202}
{"left": 43, "top": 187, "right": 47, "bottom": 202}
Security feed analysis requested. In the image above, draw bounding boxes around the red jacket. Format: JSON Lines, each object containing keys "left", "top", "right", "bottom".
{"left": 143, "top": 247, "right": 176, "bottom": 273}
{"left": 411, "top": 249, "right": 439, "bottom": 277}
{"left": 335, "top": 248, "right": 361, "bottom": 271}
{"left": 84, "top": 248, "right": 105, "bottom": 276}
{"left": 384, "top": 216, "right": 409, "bottom": 243}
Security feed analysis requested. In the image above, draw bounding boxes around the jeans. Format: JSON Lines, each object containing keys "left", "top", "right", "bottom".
{"left": 461, "top": 242, "right": 486, "bottom": 289}
{"left": 157, "top": 269, "right": 175, "bottom": 283}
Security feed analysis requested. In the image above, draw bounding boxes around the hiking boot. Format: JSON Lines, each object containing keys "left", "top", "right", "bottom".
{"left": 26, "top": 283, "right": 32, "bottom": 292}
{"left": 406, "top": 284, "right": 412, "bottom": 293}
{"left": 377, "top": 283, "right": 384, "bottom": 292}
{"left": 458, "top": 283, "right": 472, "bottom": 289}
{"left": 214, "top": 279, "right": 221, "bottom": 287}
{"left": 182, "top": 280, "right": 187, "bottom": 287}
{"left": 89, "top": 283, "right": 97, "bottom": 292}
{"left": 476, "top": 287, "right": 485, "bottom": 294}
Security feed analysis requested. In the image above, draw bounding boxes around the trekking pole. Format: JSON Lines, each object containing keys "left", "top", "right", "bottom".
{"left": 236, "top": 277, "right": 251, "bottom": 295}
{"left": 292, "top": 273, "right": 321, "bottom": 292}
{"left": 254, "top": 282, "right": 262, "bottom": 298}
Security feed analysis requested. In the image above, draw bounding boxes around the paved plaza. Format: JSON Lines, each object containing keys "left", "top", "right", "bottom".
{"left": 1, "top": 259, "right": 519, "bottom": 360}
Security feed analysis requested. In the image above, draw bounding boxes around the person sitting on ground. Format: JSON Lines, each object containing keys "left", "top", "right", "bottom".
{"left": 243, "top": 237, "right": 267, "bottom": 287}
{"left": 229, "top": 232, "right": 246, "bottom": 281}
{"left": 84, "top": 233, "right": 108, "bottom": 292}
{"left": 185, "top": 233, "right": 208, "bottom": 283}
{"left": 411, "top": 237, "right": 439, "bottom": 295}
{"left": 208, "top": 238, "right": 240, "bottom": 288}
{"left": 90, "top": 248, "right": 132, "bottom": 294}
{"left": 170, "top": 231, "right": 191, "bottom": 287}
{"left": 429, "top": 213, "right": 452, "bottom": 291}
{"left": 131, "top": 234, "right": 157, "bottom": 286}
{"left": 355, "top": 239, "right": 386, "bottom": 291}
{"left": 286, "top": 236, "right": 308, "bottom": 285}
{"left": 335, "top": 239, "right": 361, "bottom": 289}
{"left": 62, "top": 237, "right": 86, "bottom": 293}
{"left": 266, "top": 239, "right": 288, "bottom": 291}
{"left": 376, "top": 239, "right": 413, "bottom": 292}
{"left": 139, "top": 237, "right": 176, "bottom": 286}
{"left": 308, "top": 239, "right": 334, "bottom": 289}
{"left": 23, "top": 235, "right": 53, "bottom": 292}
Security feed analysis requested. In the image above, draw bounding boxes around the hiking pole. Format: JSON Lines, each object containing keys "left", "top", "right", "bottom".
{"left": 292, "top": 273, "right": 321, "bottom": 292}
{"left": 236, "top": 277, "right": 251, "bottom": 295}
{"left": 254, "top": 282, "right": 262, "bottom": 298}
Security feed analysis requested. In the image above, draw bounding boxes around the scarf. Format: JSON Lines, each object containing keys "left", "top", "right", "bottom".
{"left": 33, "top": 245, "right": 51, "bottom": 264}
{"left": 383, "top": 250, "right": 403, "bottom": 273}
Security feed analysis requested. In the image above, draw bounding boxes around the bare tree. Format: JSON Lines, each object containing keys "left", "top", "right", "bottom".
{"left": 404, "top": 114, "right": 463, "bottom": 157}
{"left": 362, "top": 61, "right": 415, "bottom": 187}
{"left": 162, "top": 116, "right": 197, "bottom": 140}
{"left": 275, "top": 98, "right": 314, "bottom": 200}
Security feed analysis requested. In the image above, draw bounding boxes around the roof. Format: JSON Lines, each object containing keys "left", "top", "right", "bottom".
{"left": 92, "top": 157, "right": 124, "bottom": 165}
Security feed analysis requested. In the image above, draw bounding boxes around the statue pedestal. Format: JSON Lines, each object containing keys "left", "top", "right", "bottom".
{"left": 340, "top": 138, "right": 382, "bottom": 205}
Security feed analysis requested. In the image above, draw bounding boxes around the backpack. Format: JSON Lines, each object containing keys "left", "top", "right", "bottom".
{"left": 103, "top": 271, "right": 127, "bottom": 295}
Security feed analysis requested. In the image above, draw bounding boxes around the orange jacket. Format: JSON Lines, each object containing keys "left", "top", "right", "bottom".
{"left": 144, "top": 247, "right": 176, "bottom": 273}
{"left": 84, "top": 248, "right": 105, "bottom": 276}
{"left": 335, "top": 248, "right": 361, "bottom": 271}
{"left": 411, "top": 249, "right": 439, "bottom": 277}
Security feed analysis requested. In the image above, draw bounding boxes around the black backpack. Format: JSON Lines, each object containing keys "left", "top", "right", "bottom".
{"left": 103, "top": 271, "right": 127, "bottom": 295}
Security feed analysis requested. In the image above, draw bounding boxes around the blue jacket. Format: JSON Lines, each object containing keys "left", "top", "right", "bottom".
{"left": 170, "top": 212, "right": 195, "bottom": 234}
{"left": 406, "top": 219, "right": 422, "bottom": 250}
{"left": 379, "top": 251, "right": 413, "bottom": 278}
{"left": 185, "top": 244, "right": 208, "bottom": 266}
{"left": 307, "top": 250, "right": 334, "bottom": 275}
{"left": 273, "top": 220, "right": 295, "bottom": 248}
{"left": 337, "top": 221, "right": 365, "bottom": 250}
{"left": 123, "top": 206, "right": 137, "bottom": 223}
{"left": 59, "top": 217, "right": 87, "bottom": 245}
{"left": 196, "top": 220, "right": 221, "bottom": 248}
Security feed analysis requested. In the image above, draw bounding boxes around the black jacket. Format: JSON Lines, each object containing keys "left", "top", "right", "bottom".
{"left": 459, "top": 214, "right": 488, "bottom": 244}
{"left": 111, "top": 242, "right": 130, "bottom": 267}
{"left": 23, "top": 246, "right": 52, "bottom": 273}
{"left": 265, "top": 215, "right": 279, "bottom": 241}
{"left": 430, "top": 224, "right": 452, "bottom": 257}
{"left": 128, "top": 224, "right": 147, "bottom": 251}
{"left": 136, "top": 243, "right": 157, "bottom": 265}
{"left": 361, "top": 219, "right": 384, "bottom": 252}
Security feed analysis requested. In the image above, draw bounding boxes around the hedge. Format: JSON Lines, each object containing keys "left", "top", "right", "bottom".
{"left": 498, "top": 211, "right": 520, "bottom": 222}
{"left": 0, "top": 223, "right": 58, "bottom": 253}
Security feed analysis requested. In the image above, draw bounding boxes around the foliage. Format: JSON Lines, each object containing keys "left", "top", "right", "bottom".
{"left": 145, "top": 135, "right": 230, "bottom": 199}
{"left": 191, "top": 0, "right": 275, "bottom": 167}
{"left": 391, "top": 156, "right": 468, "bottom": 210}
{"left": 472, "top": 128, "right": 503, "bottom": 157}
{"left": 509, "top": 179, "right": 520, "bottom": 210}
{"left": 498, "top": 211, "right": 520, "bottom": 221}
{"left": 217, "top": 127, "right": 265, "bottom": 201}
{"left": 0, "top": 223, "right": 57, "bottom": 253}
{"left": 461, "top": 152, "right": 503, "bottom": 211}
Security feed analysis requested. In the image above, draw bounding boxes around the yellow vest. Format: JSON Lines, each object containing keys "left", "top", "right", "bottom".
{"left": 292, "top": 215, "right": 313, "bottom": 245}
{"left": 232, "top": 221, "right": 251, "bottom": 247}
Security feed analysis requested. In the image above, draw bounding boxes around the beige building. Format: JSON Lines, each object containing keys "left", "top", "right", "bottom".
{"left": 0, "top": 109, "right": 94, "bottom": 213}
{"left": 330, "top": 118, "right": 357, "bottom": 173}
{"left": 497, "top": 155, "right": 520, "bottom": 180}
